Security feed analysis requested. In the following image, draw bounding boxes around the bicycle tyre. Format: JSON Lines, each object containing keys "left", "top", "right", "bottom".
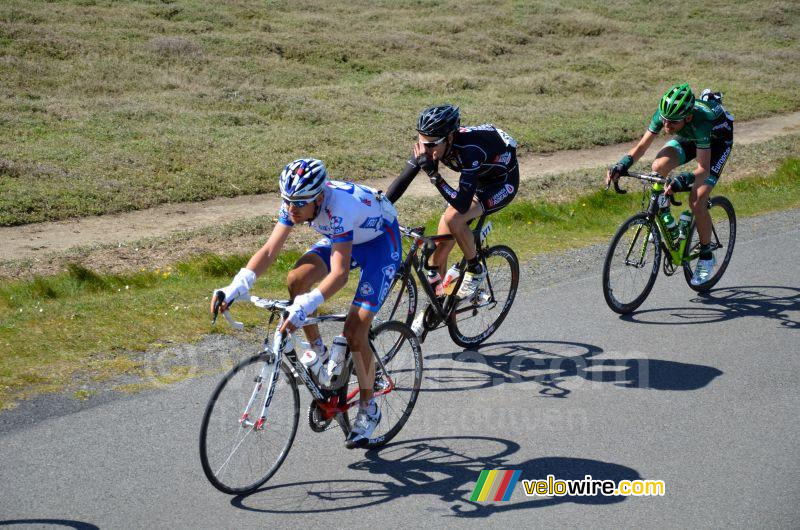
{"left": 338, "top": 321, "right": 422, "bottom": 448}
{"left": 375, "top": 270, "right": 418, "bottom": 327}
{"left": 448, "top": 244, "right": 519, "bottom": 348}
{"left": 602, "top": 213, "right": 661, "bottom": 314}
{"left": 682, "top": 196, "right": 736, "bottom": 292}
{"left": 199, "top": 354, "right": 299, "bottom": 495}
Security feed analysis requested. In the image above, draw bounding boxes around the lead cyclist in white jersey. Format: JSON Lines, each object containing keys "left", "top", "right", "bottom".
{"left": 210, "top": 158, "right": 401, "bottom": 448}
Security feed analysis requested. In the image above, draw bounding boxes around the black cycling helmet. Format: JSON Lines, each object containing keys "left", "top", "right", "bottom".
{"left": 416, "top": 104, "right": 460, "bottom": 138}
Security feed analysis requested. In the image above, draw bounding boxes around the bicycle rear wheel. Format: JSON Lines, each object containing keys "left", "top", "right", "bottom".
{"left": 682, "top": 196, "right": 736, "bottom": 292}
{"left": 339, "top": 321, "right": 422, "bottom": 448}
{"left": 448, "top": 245, "right": 519, "bottom": 348}
{"left": 199, "top": 354, "right": 299, "bottom": 495}
{"left": 602, "top": 213, "right": 661, "bottom": 314}
{"left": 374, "top": 271, "right": 417, "bottom": 327}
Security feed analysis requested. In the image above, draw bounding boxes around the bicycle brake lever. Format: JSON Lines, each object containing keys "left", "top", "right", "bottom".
{"left": 211, "top": 290, "right": 225, "bottom": 325}
{"left": 212, "top": 289, "right": 244, "bottom": 330}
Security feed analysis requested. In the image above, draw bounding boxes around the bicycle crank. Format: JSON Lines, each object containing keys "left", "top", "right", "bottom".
{"left": 308, "top": 401, "right": 337, "bottom": 432}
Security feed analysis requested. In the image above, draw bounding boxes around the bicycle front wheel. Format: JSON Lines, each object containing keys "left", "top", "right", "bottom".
{"left": 682, "top": 196, "right": 736, "bottom": 292}
{"left": 199, "top": 354, "right": 299, "bottom": 495}
{"left": 602, "top": 213, "right": 661, "bottom": 314}
{"left": 339, "top": 321, "right": 422, "bottom": 448}
{"left": 448, "top": 245, "right": 519, "bottom": 348}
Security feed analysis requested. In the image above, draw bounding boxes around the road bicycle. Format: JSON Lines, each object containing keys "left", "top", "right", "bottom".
{"left": 379, "top": 212, "right": 519, "bottom": 348}
{"left": 199, "top": 293, "right": 422, "bottom": 495}
{"left": 602, "top": 170, "right": 736, "bottom": 314}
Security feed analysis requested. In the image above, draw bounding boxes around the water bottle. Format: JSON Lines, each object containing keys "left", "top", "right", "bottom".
{"left": 442, "top": 265, "right": 461, "bottom": 296}
{"left": 425, "top": 268, "right": 444, "bottom": 297}
{"left": 658, "top": 194, "right": 679, "bottom": 243}
{"left": 677, "top": 210, "right": 692, "bottom": 241}
{"left": 326, "top": 335, "right": 348, "bottom": 378}
{"left": 300, "top": 349, "right": 328, "bottom": 385}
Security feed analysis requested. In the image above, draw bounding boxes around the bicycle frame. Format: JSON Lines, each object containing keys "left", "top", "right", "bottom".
{"left": 393, "top": 214, "right": 500, "bottom": 327}
{"left": 639, "top": 182, "right": 693, "bottom": 266}
{"left": 227, "top": 297, "right": 396, "bottom": 431}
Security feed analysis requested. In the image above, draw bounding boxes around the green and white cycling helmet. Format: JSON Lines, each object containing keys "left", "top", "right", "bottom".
{"left": 659, "top": 83, "right": 695, "bottom": 121}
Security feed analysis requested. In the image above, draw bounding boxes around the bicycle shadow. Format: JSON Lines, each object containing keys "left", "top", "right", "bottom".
{"left": 0, "top": 520, "right": 98, "bottom": 529}
{"left": 619, "top": 285, "right": 799, "bottom": 328}
{"left": 230, "top": 435, "right": 642, "bottom": 518}
{"left": 422, "top": 340, "right": 723, "bottom": 398}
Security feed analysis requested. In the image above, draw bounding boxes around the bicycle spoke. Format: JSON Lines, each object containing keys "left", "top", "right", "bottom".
{"left": 200, "top": 357, "right": 300, "bottom": 494}
{"left": 602, "top": 215, "right": 660, "bottom": 314}
{"left": 448, "top": 246, "right": 518, "bottom": 347}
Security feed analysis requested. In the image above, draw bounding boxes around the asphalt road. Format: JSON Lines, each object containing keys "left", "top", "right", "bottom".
{"left": 1, "top": 212, "right": 798, "bottom": 529}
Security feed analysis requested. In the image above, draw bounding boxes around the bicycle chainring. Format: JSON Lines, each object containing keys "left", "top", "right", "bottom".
{"left": 308, "top": 401, "right": 335, "bottom": 432}
{"left": 423, "top": 304, "right": 442, "bottom": 331}
{"left": 662, "top": 255, "right": 678, "bottom": 276}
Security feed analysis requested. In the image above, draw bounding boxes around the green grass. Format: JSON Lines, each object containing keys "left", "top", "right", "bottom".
{"left": 1, "top": 0, "right": 799, "bottom": 224}
{"left": 1, "top": 157, "right": 798, "bottom": 409}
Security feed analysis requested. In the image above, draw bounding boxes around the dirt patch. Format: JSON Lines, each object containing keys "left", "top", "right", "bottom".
{"left": 1, "top": 112, "right": 799, "bottom": 274}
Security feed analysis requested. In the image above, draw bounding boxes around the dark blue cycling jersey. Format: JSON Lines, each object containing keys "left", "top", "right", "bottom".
{"left": 386, "top": 124, "right": 518, "bottom": 214}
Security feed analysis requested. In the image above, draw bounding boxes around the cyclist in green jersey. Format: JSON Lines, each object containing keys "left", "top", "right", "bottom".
{"left": 606, "top": 83, "right": 734, "bottom": 285}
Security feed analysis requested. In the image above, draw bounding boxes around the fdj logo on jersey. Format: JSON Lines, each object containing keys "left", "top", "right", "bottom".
{"left": 359, "top": 216, "right": 382, "bottom": 230}
{"left": 330, "top": 216, "right": 344, "bottom": 234}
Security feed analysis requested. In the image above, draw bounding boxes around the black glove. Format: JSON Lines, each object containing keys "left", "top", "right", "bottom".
{"left": 428, "top": 172, "right": 443, "bottom": 186}
{"left": 610, "top": 155, "right": 633, "bottom": 179}
{"left": 671, "top": 171, "right": 695, "bottom": 192}
{"left": 416, "top": 154, "right": 439, "bottom": 177}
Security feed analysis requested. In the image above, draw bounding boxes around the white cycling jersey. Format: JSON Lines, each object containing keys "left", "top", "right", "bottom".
{"left": 278, "top": 180, "right": 398, "bottom": 245}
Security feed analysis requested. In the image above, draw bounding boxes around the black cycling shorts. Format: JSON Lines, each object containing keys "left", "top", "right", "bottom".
{"left": 476, "top": 164, "right": 520, "bottom": 214}
{"left": 667, "top": 136, "right": 734, "bottom": 186}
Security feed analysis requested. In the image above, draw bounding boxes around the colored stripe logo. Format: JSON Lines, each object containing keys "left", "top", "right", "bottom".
{"left": 470, "top": 470, "right": 522, "bottom": 502}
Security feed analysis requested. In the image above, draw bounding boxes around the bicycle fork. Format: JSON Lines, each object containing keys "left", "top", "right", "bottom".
{"left": 238, "top": 329, "right": 292, "bottom": 431}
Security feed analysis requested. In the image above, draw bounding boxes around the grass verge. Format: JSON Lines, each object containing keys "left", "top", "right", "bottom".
{"left": 1, "top": 158, "right": 798, "bottom": 409}
{"left": 1, "top": 0, "right": 799, "bottom": 224}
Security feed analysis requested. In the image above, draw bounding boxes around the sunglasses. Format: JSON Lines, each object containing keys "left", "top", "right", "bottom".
{"left": 283, "top": 193, "right": 319, "bottom": 208}
{"left": 420, "top": 136, "right": 448, "bottom": 148}
{"left": 660, "top": 116, "right": 685, "bottom": 125}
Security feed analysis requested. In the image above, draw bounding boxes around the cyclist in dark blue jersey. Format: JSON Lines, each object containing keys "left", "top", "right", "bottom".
{"left": 386, "top": 104, "right": 519, "bottom": 302}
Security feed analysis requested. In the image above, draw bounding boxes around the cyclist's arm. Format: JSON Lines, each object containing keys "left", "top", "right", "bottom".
{"left": 245, "top": 222, "right": 292, "bottom": 277}
{"left": 315, "top": 239, "right": 352, "bottom": 299}
{"left": 626, "top": 130, "right": 658, "bottom": 163}
{"left": 385, "top": 157, "right": 421, "bottom": 204}
{"left": 434, "top": 172, "right": 477, "bottom": 214}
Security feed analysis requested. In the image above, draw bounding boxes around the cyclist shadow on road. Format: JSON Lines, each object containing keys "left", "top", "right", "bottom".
{"left": 229, "top": 435, "right": 642, "bottom": 518}
{"left": 423, "top": 340, "right": 723, "bottom": 398}
{"left": 619, "top": 285, "right": 799, "bottom": 329}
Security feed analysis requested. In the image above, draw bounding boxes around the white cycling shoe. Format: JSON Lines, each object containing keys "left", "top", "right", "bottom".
{"left": 345, "top": 402, "right": 381, "bottom": 449}
{"left": 457, "top": 268, "right": 487, "bottom": 299}
{"left": 691, "top": 255, "right": 716, "bottom": 286}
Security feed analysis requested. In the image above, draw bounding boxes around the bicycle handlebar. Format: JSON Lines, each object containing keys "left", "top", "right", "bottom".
{"left": 606, "top": 169, "right": 682, "bottom": 206}
{"left": 212, "top": 290, "right": 292, "bottom": 331}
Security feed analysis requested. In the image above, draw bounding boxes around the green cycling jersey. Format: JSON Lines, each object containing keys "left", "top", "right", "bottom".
{"left": 648, "top": 99, "right": 734, "bottom": 149}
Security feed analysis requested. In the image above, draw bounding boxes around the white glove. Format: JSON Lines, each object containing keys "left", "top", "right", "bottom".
{"left": 217, "top": 268, "right": 257, "bottom": 304}
{"left": 286, "top": 288, "right": 324, "bottom": 329}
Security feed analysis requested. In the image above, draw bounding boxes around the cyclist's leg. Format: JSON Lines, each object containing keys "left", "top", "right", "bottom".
{"left": 288, "top": 239, "right": 338, "bottom": 345}
{"left": 431, "top": 201, "right": 483, "bottom": 276}
{"left": 344, "top": 223, "right": 401, "bottom": 444}
{"left": 344, "top": 305, "right": 377, "bottom": 404}
{"left": 690, "top": 140, "right": 733, "bottom": 246}
{"left": 652, "top": 138, "right": 689, "bottom": 177}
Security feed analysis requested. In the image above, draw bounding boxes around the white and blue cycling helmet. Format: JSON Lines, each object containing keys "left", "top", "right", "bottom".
{"left": 279, "top": 158, "right": 328, "bottom": 202}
